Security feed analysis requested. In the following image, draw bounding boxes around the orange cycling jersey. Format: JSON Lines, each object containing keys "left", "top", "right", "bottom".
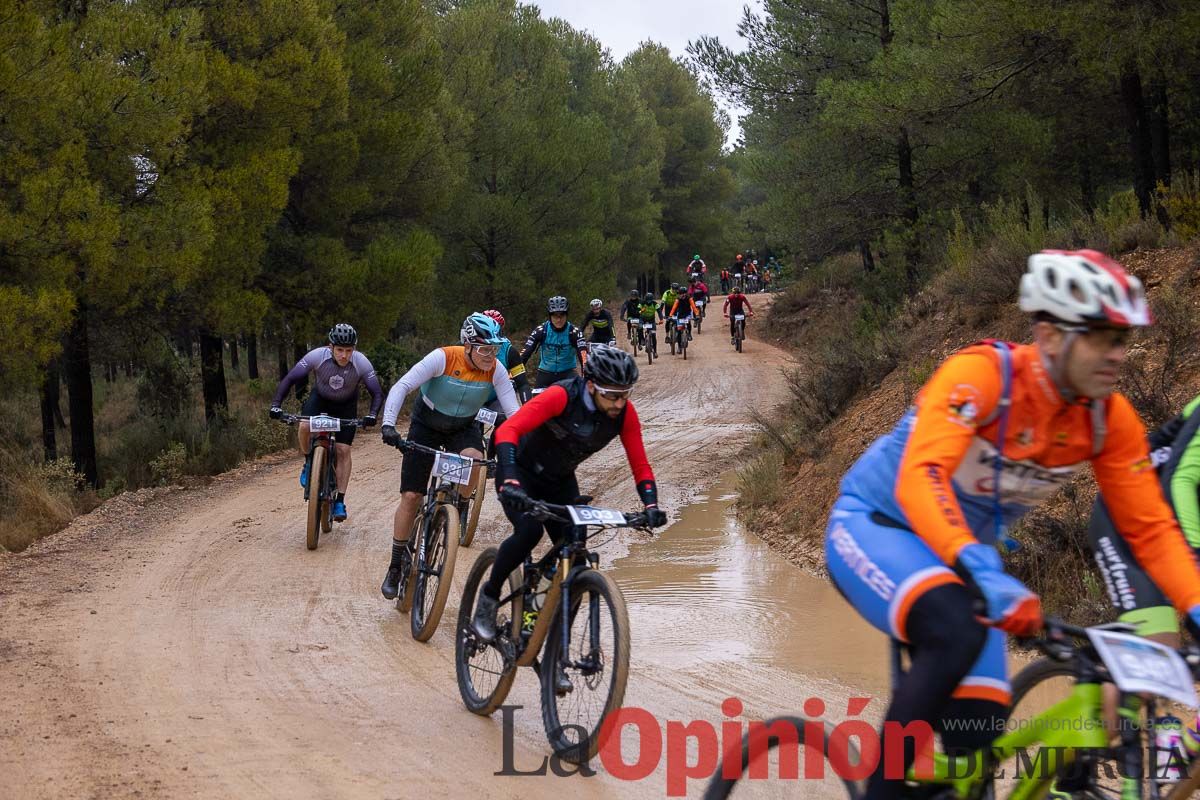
{"left": 840, "top": 341, "right": 1200, "bottom": 611}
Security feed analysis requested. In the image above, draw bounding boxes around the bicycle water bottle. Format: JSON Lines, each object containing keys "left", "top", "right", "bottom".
{"left": 1155, "top": 715, "right": 1184, "bottom": 783}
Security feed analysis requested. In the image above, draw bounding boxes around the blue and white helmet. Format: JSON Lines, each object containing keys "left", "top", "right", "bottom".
{"left": 461, "top": 312, "right": 504, "bottom": 346}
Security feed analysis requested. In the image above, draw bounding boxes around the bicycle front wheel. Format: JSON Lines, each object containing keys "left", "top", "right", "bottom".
{"left": 456, "top": 546, "right": 522, "bottom": 715}
{"left": 320, "top": 449, "right": 334, "bottom": 534}
{"left": 461, "top": 483, "right": 485, "bottom": 548}
{"left": 704, "top": 716, "right": 862, "bottom": 800}
{"left": 305, "top": 447, "right": 325, "bottom": 550}
{"left": 411, "top": 504, "right": 460, "bottom": 642}
{"left": 540, "top": 569, "right": 630, "bottom": 765}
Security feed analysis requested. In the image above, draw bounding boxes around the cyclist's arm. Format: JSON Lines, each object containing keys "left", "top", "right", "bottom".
{"left": 894, "top": 351, "right": 1004, "bottom": 565}
{"left": 722, "top": 298, "right": 730, "bottom": 314}
{"left": 271, "top": 347, "right": 323, "bottom": 407}
{"left": 382, "top": 348, "right": 447, "bottom": 427}
{"left": 579, "top": 315, "right": 592, "bottom": 333}
{"left": 572, "top": 326, "right": 587, "bottom": 366}
{"left": 1095, "top": 394, "right": 1200, "bottom": 610}
{"left": 519, "top": 325, "right": 544, "bottom": 364}
{"left": 353, "top": 352, "right": 385, "bottom": 416}
{"left": 618, "top": 401, "right": 658, "bottom": 506}
{"left": 669, "top": 299, "right": 680, "bottom": 316}
{"left": 491, "top": 360, "right": 521, "bottom": 417}
{"left": 744, "top": 298, "right": 753, "bottom": 314}
{"left": 493, "top": 385, "right": 571, "bottom": 482}
{"left": 1169, "top": 397, "right": 1200, "bottom": 546}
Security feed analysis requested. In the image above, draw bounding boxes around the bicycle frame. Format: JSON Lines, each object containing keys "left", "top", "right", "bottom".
{"left": 905, "top": 681, "right": 1107, "bottom": 799}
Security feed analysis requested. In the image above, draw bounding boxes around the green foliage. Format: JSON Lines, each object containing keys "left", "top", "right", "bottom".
{"left": 150, "top": 442, "right": 188, "bottom": 486}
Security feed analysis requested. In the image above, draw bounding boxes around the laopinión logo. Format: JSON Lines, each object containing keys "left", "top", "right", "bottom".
{"left": 494, "top": 697, "right": 1197, "bottom": 796}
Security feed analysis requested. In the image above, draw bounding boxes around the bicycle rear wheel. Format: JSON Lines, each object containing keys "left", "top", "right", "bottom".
{"left": 704, "top": 716, "right": 861, "bottom": 799}
{"left": 305, "top": 447, "right": 325, "bottom": 550}
{"left": 540, "top": 569, "right": 630, "bottom": 765}
{"left": 456, "top": 546, "right": 522, "bottom": 715}
{"left": 411, "top": 504, "right": 460, "bottom": 642}
{"left": 320, "top": 449, "right": 334, "bottom": 534}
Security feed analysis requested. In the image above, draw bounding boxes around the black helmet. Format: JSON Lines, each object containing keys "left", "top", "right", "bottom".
{"left": 328, "top": 323, "right": 358, "bottom": 346}
{"left": 629, "top": 289, "right": 639, "bottom": 298}
{"left": 547, "top": 295, "right": 569, "bottom": 314}
{"left": 584, "top": 343, "right": 639, "bottom": 387}
{"left": 642, "top": 292, "right": 655, "bottom": 303}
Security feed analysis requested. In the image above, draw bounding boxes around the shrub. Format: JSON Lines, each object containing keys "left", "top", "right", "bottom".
{"left": 149, "top": 442, "right": 187, "bottom": 485}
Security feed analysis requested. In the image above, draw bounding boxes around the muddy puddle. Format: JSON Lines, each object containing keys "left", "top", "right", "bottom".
{"left": 612, "top": 471, "right": 892, "bottom": 703}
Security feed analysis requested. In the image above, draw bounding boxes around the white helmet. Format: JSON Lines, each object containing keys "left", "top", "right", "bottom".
{"left": 1019, "top": 249, "right": 1152, "bottom": 327}
{"left": 590, "top": 298, "right": 602, "bottom": 309}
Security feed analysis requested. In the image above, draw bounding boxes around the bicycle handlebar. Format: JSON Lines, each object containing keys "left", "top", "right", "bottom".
{"left": 277, "top": 413, "right": 364, "bottom": 428}
{"left": 388, "top": 438, "right": 495, "bottom": 467}
{"left": 521, "top": 499, "right": 651, "bottom": 531}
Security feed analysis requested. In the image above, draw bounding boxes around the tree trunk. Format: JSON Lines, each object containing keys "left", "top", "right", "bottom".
{"left": 897, "top": 125, "right": 920, "bottom": 290}
{"left": 292, "top": 341, "right": 308, "bottom": 401}
{"left": 247, "top": 333, "right": 259, "bottom": 379}
{"left": 1079, "top": 145, "right": 1097, "bottom": 219}
{"left": 1150, "top": 75, "right": 1171, "bottom": 189}
{"left": 124, "top": 360, "right": 132, "bottom": 378}
{"left": 198, "top": 330, "right": 229, "bottom": 422}
{"left": 277, "top": 334, "right": 289, "bottom": 380}
{"left": 859, "top": 240, "right": 876, "bottom": 273}
{"left": 229, "top": 335, "right": 240, "bottom": 375}
{"left": 1120, "top": 63, "right": 1155, "bottom": 218}
{"left": 63, "top": 303, "right": 99, "bottom": 487}
{"left": 40, "top": 363, "right": 60, "bottom": 463}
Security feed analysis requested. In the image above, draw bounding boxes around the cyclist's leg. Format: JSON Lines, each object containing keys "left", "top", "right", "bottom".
{"left": 452, "top": 422, "right": 487, "bottom": 509}
{"left": 826, "top": 495, "right": 990, "bottom": 799}
{"left": 382, "top": 420, "right": 443, "bottom": 595}
{"left": 299, "top": 390, "right": 323, "bottom": 455}
{"left": 327, "top": 395, "right": 358, "bottom": 494}
{"left": 481, "top": 471, "right": 578, "bottom": 600}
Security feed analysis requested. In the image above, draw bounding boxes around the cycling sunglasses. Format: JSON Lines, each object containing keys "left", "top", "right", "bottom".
{"left": 593, "top": 384, "right": 634, "bottom": 399}
{"left": 471, "top": 344, "right": 501, "bottom": 356}
{"left": 1055, "top": 324, "right": 1133, "bottom": 349}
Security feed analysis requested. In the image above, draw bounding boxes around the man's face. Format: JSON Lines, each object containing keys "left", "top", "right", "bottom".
{"left": 467, "top": 344, "right": 498, "bottom": 369}
{"left": 332, "top": 345, "right": 354, "bottom": 366}
{"left": 1037, "top": 322, "right": 1130, "bottom": 399}
{"left": 550, "top": 311, "right": 567, "bottom": 329}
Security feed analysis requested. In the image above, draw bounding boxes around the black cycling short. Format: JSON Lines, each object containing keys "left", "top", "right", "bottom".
{"left": 535, "top": 368, "right": 578, "bottom": 389}
{"left": 399, "top": 418, "right": 485, "bottom": 494}
{"left": 302, "top": 391, "right": 358, "bottom": 445}
{"left": 1088, "top": 498, "right": 1176, "bottom": 635}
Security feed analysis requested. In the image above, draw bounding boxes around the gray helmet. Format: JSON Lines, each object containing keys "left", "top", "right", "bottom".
{"left": 547, "top": 295, "right": 569, "bottom": 314}
{"left": 328, "top": 323, "right": 358, "bottom": 346}
{"left": 629, "top": 289, "right": 639, "bottom": 299}
{"left": 584, "top": 343, "right": 639, "bottom": 387}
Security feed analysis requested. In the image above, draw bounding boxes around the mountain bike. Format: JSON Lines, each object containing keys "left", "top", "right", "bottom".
{"left": 641, "top": 320, "right": 657, "bottom": 365}
{"left": 704, "top": 618, "right": 1200, "bottom": 799}
{"left": 675, "top": 316, "right": 691, "bottom": 360}
{"left": 733, "top": 272, "right": 744, "bottom": 293}
{"left": 695, "top": 299, "right": 706, "bottom": 333}
{"left": 278, "top": 413, "right": 362, "bottom": 550}
{"left": 627, "top": 319, "right": 640, "bottom": 356}
{"left": 459, "top": 407, "right": 500, "bottom": 548}
{"left": 456, "top": 498, "right": 652, "bottom": 764}
{"left": 729, "top": 313, "right": 747, "bottom": 353}
{"left": 387, "top": 437, "right": 494, "bottom": 642}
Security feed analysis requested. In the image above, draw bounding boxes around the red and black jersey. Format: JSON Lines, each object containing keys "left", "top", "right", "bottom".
{"left": 494, "top": 377, "right": 657, "bottom": 506}
{"left": 724, "top": 294, "right": 752, "bottom": 315}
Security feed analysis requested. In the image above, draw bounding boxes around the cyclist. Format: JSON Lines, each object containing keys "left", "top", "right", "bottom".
{"left": 635, "top": 292, "right": 659, "bottom": 351}
{"left": 823, "top": 249, "right": 1200, "bottom": 800}
{"left": 520, "top": 296, "right": 588, "bottom": 391}
{"left": 730, "top": 253, "right": 746, "bottom": 291}
{"left": 746, "top": 259, "right": 760, "bottom": 293}
{"left": 378, "top": 313, "right": 521, "bottom": 600}
{"left": 686, "top": 253, "right": 707, "bottom": 281}
{"left": 270, "top": 323, "right": 382, "bottom": 522}
{"left": 669, "top": 290, "right": 700, "bottom": 345}
{"left": 470, "top": 344, "right": 668, "bottom": 668}
{"left": 1088, "top": 392, "right": 1200, "bottom": 766}
{"left": 688, "top": 276, "right": 710, "bottom": 318}
{"left": 580, "top": 298, "right": 616, "bottom": 345}
{"left": 619, "top": 290, "right": 643, "bottom": 343}
{"left": 719, "top": 267, "right": 732, "bottom": 295}
{"left": 723, "top": 286, "right": 753, "bottom": 345}
{"left": 480, "top": 308, "right": 530, "bottom": 404}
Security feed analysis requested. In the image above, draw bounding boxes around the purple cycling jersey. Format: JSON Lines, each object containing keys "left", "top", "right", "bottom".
{"left": 272, "top": 347, "right": 383, "bottom": 415}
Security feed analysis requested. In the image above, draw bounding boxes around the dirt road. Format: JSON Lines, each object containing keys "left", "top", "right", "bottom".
{"left": 0, "top": 303, "right": 888, "bottom": 799}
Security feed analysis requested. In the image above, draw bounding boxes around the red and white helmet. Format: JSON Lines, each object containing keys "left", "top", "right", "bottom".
{"left": 1019, "top": 249, "right": 1152, "bottom": 327}
{"left": 481, "top": 309, "right": 505, "bottom": 329}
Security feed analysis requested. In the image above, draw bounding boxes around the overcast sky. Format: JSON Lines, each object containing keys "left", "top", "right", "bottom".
{"left": 528, "top": 0, "right": 752, "bottom": 148}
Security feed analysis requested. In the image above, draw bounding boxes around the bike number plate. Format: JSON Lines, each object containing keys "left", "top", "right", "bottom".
{"left": 566, "top": 505, "right": 626, "bottom": 527}
{"left": 643, "top": 322, "right": 654, "bottom": 329}
{"left": 1087, "top": 628, "right": 1198, "bottom": 708}
{"left": 475, "top": 408, "right": 498, "bottom": 426}
{"left": 734, "top": 314, "right": 745, "bottom": 321}
{"left": 309, "top": 414, "right": 341, "bottom": 432}
{"left": 432, "top": 452, "right": 473, "bottom": 486}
